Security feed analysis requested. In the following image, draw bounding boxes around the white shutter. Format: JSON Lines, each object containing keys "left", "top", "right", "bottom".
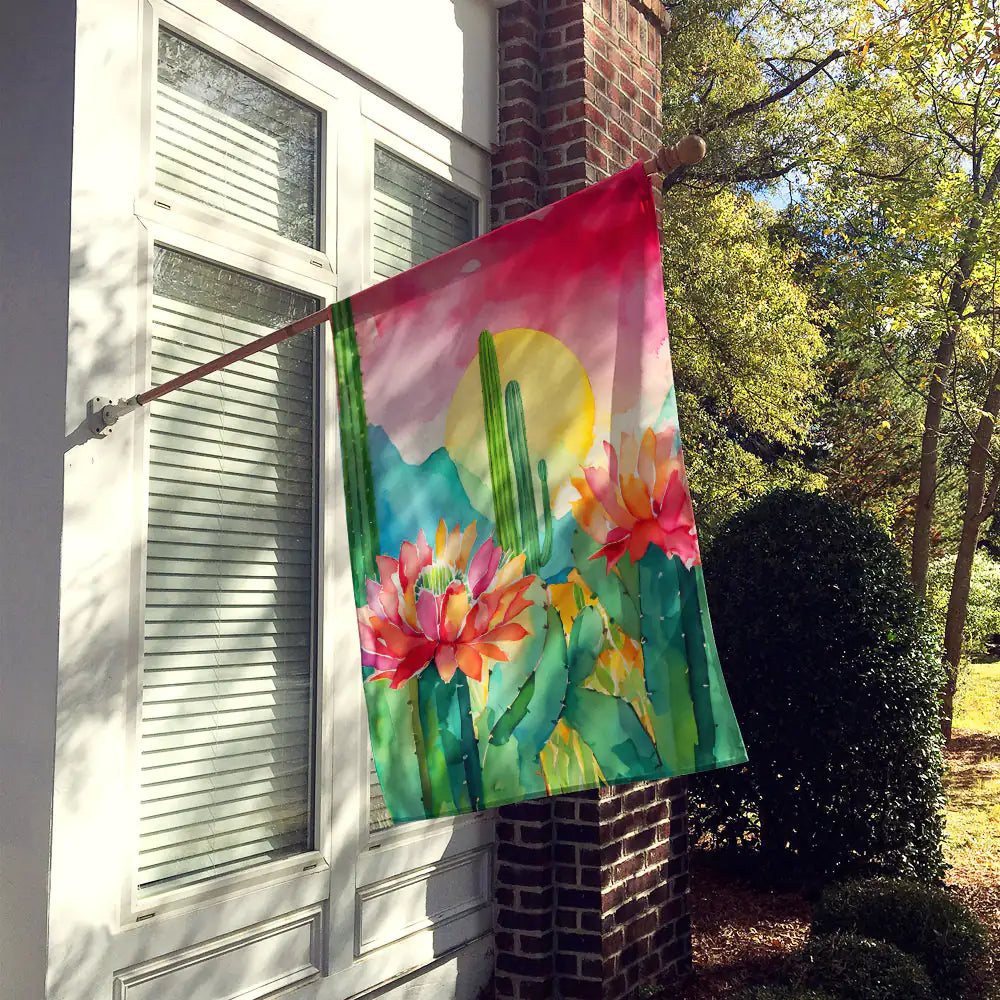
{"left": 139, "top": 247, "right": 318, "bottom": 893}
{"left": 372, "top": 146, "right": 477, "bottom": 281}
{"left": 155, "top": 27, "right": 320, "bottom": 248}
{"left": 368, "top": 147, "right": 477, "bottom": 831}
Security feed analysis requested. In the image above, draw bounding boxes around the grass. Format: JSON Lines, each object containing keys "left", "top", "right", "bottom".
{"left": 944, "top": 658, "right": 1000, "bottom": 999}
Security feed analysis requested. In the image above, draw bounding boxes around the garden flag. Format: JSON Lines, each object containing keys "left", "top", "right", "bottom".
{"left": 333, "top": 162, "right": 747, "bottom": 822}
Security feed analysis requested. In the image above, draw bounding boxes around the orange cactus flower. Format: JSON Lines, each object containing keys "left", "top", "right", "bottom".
{"left": 570, "top": 426, "right": 700, "bottom": 570}
{"left": 359, "top": 520, "right": 537, "bottom": 689}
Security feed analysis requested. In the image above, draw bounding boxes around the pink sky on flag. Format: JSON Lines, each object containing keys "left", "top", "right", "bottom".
{"left": 349, "top": 163, "right": 673, "bottom": 464}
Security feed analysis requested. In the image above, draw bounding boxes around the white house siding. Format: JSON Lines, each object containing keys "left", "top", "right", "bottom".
{"left": 0, "top": 2, "right": 501, "bottom": 998}
{"left": 0, "top": 3, "right": 76, "bottom": 999}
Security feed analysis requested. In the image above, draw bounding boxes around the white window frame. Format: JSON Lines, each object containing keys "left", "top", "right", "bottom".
{"left": 122, "top": 0, "right": 343, "bottom": 925}
{"left": 58, "top": 0, "right": 497, "bottom": 993}
{"left": 359, "top": 120, "right": 489, "bottom": 847}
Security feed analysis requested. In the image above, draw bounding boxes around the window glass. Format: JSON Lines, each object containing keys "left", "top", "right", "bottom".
{"left": 372, "top": 145, "right": 477, "bottom": 280}
{"left": 368, "top": 148, "right": 478, "bottom": 831}
{"left": 156, "top": 28, "right": 320, "bottom": 248}
{"left": 139, "top": 246, "right": 317, "bottom": 893}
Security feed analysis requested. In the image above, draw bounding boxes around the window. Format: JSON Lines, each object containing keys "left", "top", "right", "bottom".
{"left": 139, "top": 248, "right": 318, "bottom": 893}
{"left": 137, "top": 25, "right": 325, "bottom": 896}
{"left": 155, "top": 28, "right": 320, "bottom": 247}
{"left": 59, "top": 1, "right": 496, "bottom": 994}
{"left": 372, "top": 145, "right": 477, "bottom": 280}
{"left": 367, "top": 147, "right": 478, "bottom": 832}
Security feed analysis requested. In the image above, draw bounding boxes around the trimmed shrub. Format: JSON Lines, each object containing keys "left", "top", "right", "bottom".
{"left": 691, "top": 489, "right": 946, "bottom": 884}
{"left": 812, "top": 878, "right": 989, "bottom": 998}
{"left": 796, "top": 933, "right": 936, "bottom": 1000}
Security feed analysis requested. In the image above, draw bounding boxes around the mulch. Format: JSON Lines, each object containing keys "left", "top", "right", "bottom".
{"left": 676, "top": 730, "right": 1000, "bottom": 999}
{"left": 677, "top": 854, "right": 812, "bottom": 998}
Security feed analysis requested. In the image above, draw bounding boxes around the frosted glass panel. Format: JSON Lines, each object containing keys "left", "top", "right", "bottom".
{"left": 139, "top": 246, "right": 318, "bottom": 893}
{"left": 156, "top": 28, "right": 320, "bottom": 247}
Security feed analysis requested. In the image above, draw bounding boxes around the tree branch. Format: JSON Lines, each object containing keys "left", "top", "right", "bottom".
{"left": 704, "top": 49, "right": 846, "bottom": 136}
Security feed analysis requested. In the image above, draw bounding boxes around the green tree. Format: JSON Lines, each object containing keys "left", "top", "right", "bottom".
{"left": 797, "top": 0, "right": 1000, "bottom": 735}
{"left": 658, "top": 0, "right": 852, "bottom": 531}
{"left": 661, "top": 189, "right": 826, "bottom": 534}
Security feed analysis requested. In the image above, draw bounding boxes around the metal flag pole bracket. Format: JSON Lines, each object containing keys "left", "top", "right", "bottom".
{"left": 87, "top": 395, "right": 141, "bottom": 438}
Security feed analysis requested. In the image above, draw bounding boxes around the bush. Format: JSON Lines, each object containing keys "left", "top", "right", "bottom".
{"left": 796, "top": 933, "right": 936, "bottom": 1000}
{"left": 691, "top": 489, "right": 946, "bottom": 884}
{"left": 927, "top": 550, "right": 1000, "bottom": 659}
{"left": 812, "top": 878, "right": 989, "bottom": 998}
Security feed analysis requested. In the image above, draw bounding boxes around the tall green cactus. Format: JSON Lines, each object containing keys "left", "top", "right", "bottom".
{"left": 479, "top": 330, "right": 520, "bottom": 557}
{"left": 332, "top": 298, "right": 379, "bottom": 604}
{"left": 478, "top": 332, "right": 552, "bottom": 572}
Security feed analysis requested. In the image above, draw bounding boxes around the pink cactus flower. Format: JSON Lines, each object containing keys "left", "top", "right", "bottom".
{"left": 359, "top": 520, "right": 537, "bottom": 689}
{"left": 571, "top": 426, "right": 701, "bottom": 571}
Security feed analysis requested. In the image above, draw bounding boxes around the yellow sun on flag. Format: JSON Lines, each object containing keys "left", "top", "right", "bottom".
{"left": 444, "top": 328, "right": 596, "bottom": 522}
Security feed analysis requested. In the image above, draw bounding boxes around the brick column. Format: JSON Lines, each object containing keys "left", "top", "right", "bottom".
{"left": 491, "top": 2, "right": 692, "bottom": 999}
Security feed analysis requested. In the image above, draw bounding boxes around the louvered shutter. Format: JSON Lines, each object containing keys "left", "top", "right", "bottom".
{"left": 139, "top": 247, "right": 318, "bottom": 893}
{"left": 155, "top": 28, "right": 320, "bottom": 248}
{"left": 368, "top": 147, "right": 477, "bottom": 831}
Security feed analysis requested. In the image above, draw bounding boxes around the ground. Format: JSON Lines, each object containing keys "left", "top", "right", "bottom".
{"left": 944, "top": 658, "right": 1000, "bottom": 998}
{"left": 673, "top": 659, "right": 1000, "bottom": 999}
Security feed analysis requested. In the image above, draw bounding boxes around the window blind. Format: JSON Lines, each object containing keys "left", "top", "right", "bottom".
{"left": 368, "top": 148, "right": 477, "bottom": 832}
{"left": 372, "top": 146, "right": 477, "bottom": 282}
{"left": 139, "top": 247, "right": 318, "bottom": 892}
{"left": 156, "top": 28, "right": 320, "bottom": 248}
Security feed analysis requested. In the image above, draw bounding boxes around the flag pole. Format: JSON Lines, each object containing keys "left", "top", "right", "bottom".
{"left": 87, "top": 304, "right": 333, "bottom": 437}
{"left": 87, "top": 136, "right": 706, "bottom": 438}
{"left": 643, "top": 134, "right": 707, "bottom": 180}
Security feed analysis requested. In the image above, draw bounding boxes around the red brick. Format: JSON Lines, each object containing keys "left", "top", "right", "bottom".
{"left": 503, "top": 120, "right": 543, "bottom": 145}
{"left": 549, "top": 40, "right": 586, "bottom": 65}
{"left": 498, "top": 907, "right": 552, "bottom": 932}
{"left": 546, "top": 80, "right": 587, "bottom": 106}
{"left": 542, "top": 67, "right": 565, "bottom": 88}
{"left": 520, "top": 886, "right": 555, "bottom": 909}
{"left": 503, "top": 41, "right": 537, "bottom": 63}
{"left": 500, "top": 100, "right": 539, "bottom": 124}
{"left": 493, "top": 139, "right": 551, "bottom": 164}
{"left": 584, "top": 104, "right": 608, "bottom": 131}
{"left": 593, "top": 51, "right": 616, "bottom": 82}
{"left": 519, "top": 930, "right": 555, "bottom": 954}
{"left": 546, "top": 3, "right": 587, "bottom": 29}
{"left": 548, "top": 120, "right": 587, "bottom": 145}
{"left": 543, "top": 106, "right": 565, "bottom": 128}
{"left": 497, "top": 951, "right": 551, "bottom": 976}
{"left": 586, "top": 147, "right": 608, "bottom": 172}
{"left": 560, "top": 930, "right": 602, "bottom": 954}
{"left": 558, "top": 978, "right": 605, "bottom": 999}
{"left": 609, "top": 120, "right": 632, "bottom": 149}
{"left": 504, "top": 80, "right": 541, "bottom": 103}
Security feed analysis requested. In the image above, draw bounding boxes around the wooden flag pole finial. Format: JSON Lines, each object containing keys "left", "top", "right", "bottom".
{"left": 643, "top": 135, "right": 707, "bottom": 177}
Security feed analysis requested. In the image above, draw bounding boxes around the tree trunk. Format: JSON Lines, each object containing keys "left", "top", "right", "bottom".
{"left": 910, "top": 159, "right": 1000, "bottom": 595}
{"left": 911, "top": 328, "right": 957, "bottom": 598}
{"left": 941, "top": 370, "right": 1000, "bottom": 742}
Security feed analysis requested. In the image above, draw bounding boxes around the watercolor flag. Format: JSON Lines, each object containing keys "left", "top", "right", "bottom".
{"left": 333, "top": 162, "right": 747, "bottom": 822}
